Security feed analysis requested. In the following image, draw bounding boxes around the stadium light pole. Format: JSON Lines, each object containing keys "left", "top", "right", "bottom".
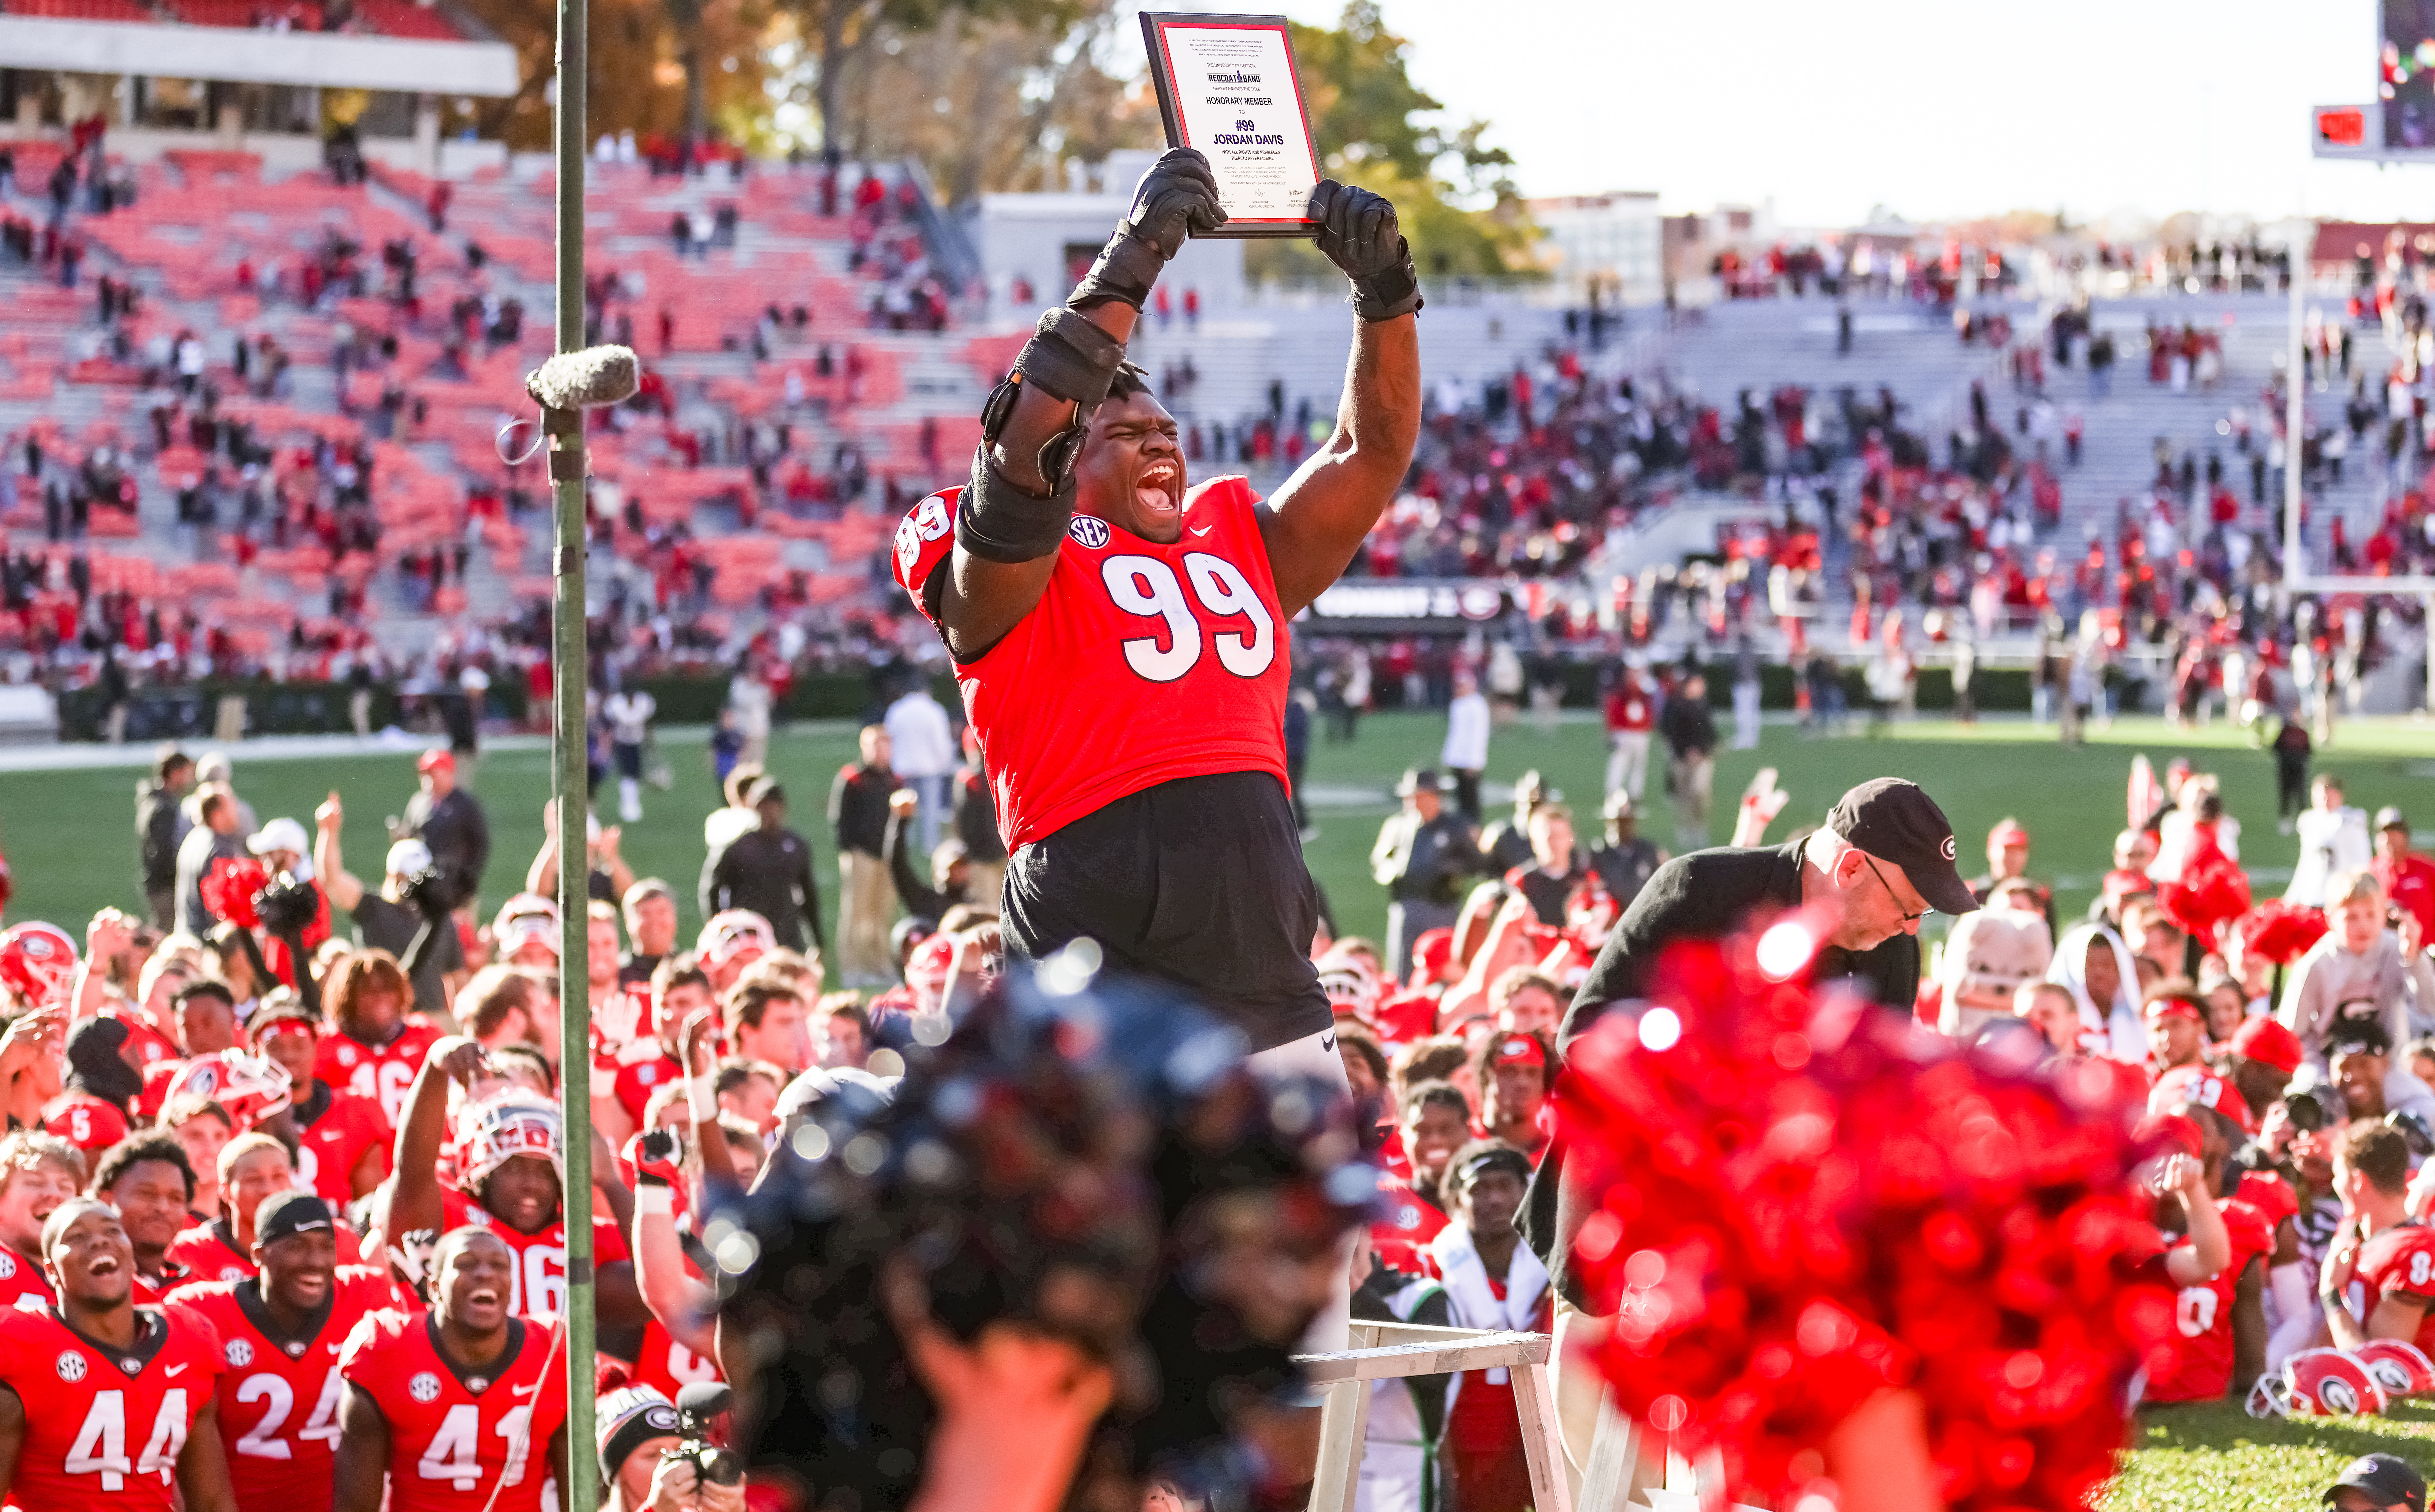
{"left": 548, "top": 0, "right": 598, "bottom": 1496}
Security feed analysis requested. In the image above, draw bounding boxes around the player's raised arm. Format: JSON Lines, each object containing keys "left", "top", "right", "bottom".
{"left": 384, "top": 1035, "right": 485, "bottom": 1236}
{"left": 938, "top": 149, "right": 1225, "bottom": 657}
{"left": 1260, "top": 181, "right": 1423, "bottom": 617}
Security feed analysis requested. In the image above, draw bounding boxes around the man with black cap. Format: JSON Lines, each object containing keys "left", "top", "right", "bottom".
{"left": 2325, "top": 1452, "right": 2427, "bottom": 1512}
{"left": 702, "top": 776, "right": 826, "bottom": 955}
{"left": 1371, "top": 768, "right": 1481, "bottom": 983}
{"left": 1522, "top": 776, "right": 1981, "bottom": 1477}
{"left": 169, "top": 1191, "right": 395, "bottom": 1512}
{"left": 597, "top": 1384, "right": 748, "bottom": 1512}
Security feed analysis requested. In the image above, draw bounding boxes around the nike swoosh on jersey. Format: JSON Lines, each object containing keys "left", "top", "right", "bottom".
{"left": 1320, "top": 1032, "right": 1337, "bottom": 1051}
{"left": 513, "top": 1383, "right": 538, "bottom": 1395}
{"left": 1190, "top": 525, "right": 1214, "bottom": 536}
{"left": 164, "top": 1363, "right": 188, "bottom": 1377}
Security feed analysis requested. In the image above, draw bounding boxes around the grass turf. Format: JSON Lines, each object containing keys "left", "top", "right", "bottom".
{"left": 6, "top": 709, "right": 2433, "bottom": 1498}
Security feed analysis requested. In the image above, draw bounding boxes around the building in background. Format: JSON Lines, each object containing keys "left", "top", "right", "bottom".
{"left": 1527, "top": 190, "right": 1660, "bottom": 306}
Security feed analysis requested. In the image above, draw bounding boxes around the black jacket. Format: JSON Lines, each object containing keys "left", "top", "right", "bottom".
{"left": 884, "top": 811, "right": 967, "bottom": 923}
{"left": 404, "top": 787, "right": 490, "bottom": 896}
{"left": 136, "top": 779, "right": 182, "bottom": 890}
{"left": 828, "top": 761, "right": 895, "bottom": 858}
{"left": 705, "top": 825, "right": 826, "bottom": 952}
{"left": 954, "top": 766, "right": 1005, "bottom": 863}
{"left": 1658, "top": 694, "right": 1717, "bottom": 760}
{"left": 1527, "top": 839, "right": 1920, "bottom": 1309}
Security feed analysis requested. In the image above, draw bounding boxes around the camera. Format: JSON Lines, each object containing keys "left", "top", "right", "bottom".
{"left": 663, "top": 1383, "right": 744, "bottom": 1488}
{"left": 396, "top": 863, "right": 464, "bottom": 918}
{"left": 2285, "top": 1085, "right": 2336, "bottom": 1134}
{"left": 255, "top": 872, "right": 322, "bottom": 937}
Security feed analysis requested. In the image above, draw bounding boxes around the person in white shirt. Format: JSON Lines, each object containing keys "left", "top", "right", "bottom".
{"left": 604, "top": 684, "right": 658, "bottom": 823}
{"left": 2287, "top": 774, "right": 2373, "bottom": 908}
{"left": 728, "top": 662, "right": 773, "bottom": 766}
{"left": 1440, "top": 672, "right": 1490, "bottom": 822}
{"left": 885, "top": 680, "right": 958, "bottom": 853}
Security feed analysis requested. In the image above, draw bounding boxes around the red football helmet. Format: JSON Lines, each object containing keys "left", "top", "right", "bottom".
{"left": 0, "top": 923, "right": 77, "bottom": 1009}
{"left": 1317, "top": 958, "right": 1381, "bottom": 1025}
{"left": 2352, "top": 1339, "right": 2435, "bottom": 1400}
{"left": 457, "top": 1090, "right": 565, "bottom": 1189}
{"left": 2245, "top": 1347, "right": 2389, "bottom": 1418}
{"left": 165, "top": 1050, "right": 294, "bottom": 1127}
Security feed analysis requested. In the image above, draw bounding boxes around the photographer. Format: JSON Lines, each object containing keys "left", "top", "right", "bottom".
{"left": 316, "top": 791, "right": 466, "bottom": 1017}
{"left": 598, "top": 1387, "right": 747, "bottom": 1512}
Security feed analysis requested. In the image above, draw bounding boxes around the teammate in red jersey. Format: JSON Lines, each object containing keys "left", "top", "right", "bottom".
{"left": 312, "top": 951, "right": 441, "bottom": 1127}
{"left": 386, "top": 1038, "right": 643, "bottom": 1327}
{"left": 170, "top": 1192, "right": 394, "bottom": 1512}
{"left": 2140, "top": 1108, "right": 2271, "bottom": 1403}
{"left": 610, "top": 958, "right": 707, "bottom": 1133}
{"left": 333, "top": 1228, "right": 569, "bottom": 1512}
{"left": 0, "top": 1132, "right": 86, "bottom": 1310}
{"left": 42, "top": 1018, "right": 141, "bottom": 1156}
{"left": 249, "top": 1004, "right": 393, "bottom": 1202}
{"left": 2325, "top": 1121, "right": 2435, "bottom": 1355}
{"left": 0, "top": 1198, "right": 234, "bottom": 1512}
{"left": 167, "top": 1133, "right": 296, "bottom": 1285}
{"left": 895, "top": 150, "right": 1418, "bottom": 1087}
{"left": 92, "top": 1137, "right": 199, "bottom": 1303}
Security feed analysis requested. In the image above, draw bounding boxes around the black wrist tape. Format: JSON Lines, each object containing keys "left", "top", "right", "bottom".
{"left": 956, "top": 444, "right": 1076, "bottom": 564}
{"left": 1068, "top": 232, "right": 1163, "bottom": 312}
{"left": 1012, "top": 308, "right": 1127, "bottom": 410}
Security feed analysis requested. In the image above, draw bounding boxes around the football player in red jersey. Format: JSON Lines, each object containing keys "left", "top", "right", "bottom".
{"left": 249, "top": 1003, "right": 393, "bottom": 1202}
{"left": 42, "top": 1018, "right": 140, "bottom": 1156}
{"left": 92, "top": 1137, "right": 200, "bottom": 1303}
{"left": 2140, "top": 1108, "right": 2271, "bottom": 1403}
{"left": 312, "top": 951, "right": 441, "bottom": 1127}
{"left": 333, "top": 1228, "right": 569, "bottom": 1512}
{"left": 2325, "top": 1121, "right": 2435, "bottom": 1355}
{"left": 609, "top": 957, "right": 707, "bottom": 1135}
{"left": 170, "top": 1192, "right": 394, "bottom": 1512}
{"left": 895, "top": 150, "right": 1418, "bottom": 1101}
{"left": 0, "top": 1197, "right": 234, "bottom": 1512}
{"left": 167, "top": 1133, "right": 296, "bottom": 1284}
{"left": 386, "top": 1038, "right": 644, "bottom": 1327}
{"left": 0, "top": 1133, "right": 85, "bottom": 1310}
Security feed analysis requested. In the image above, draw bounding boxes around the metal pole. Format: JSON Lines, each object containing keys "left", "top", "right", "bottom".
{"left": 2286, "top": 221, "right": 2307, "bottom": 579}
{"left": 549, "top": 0, "right": 596, "bottom": 1499}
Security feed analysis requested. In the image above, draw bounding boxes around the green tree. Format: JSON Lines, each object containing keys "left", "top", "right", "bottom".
{"left": 1248, "top": 0, "right": 1533, "bottom": 281}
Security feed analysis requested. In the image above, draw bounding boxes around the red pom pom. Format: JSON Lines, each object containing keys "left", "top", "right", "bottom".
{"left": 2159, "top": 851, "right": 2251, "bottom": 947}
{"left": 200, "top": 856, "right": 267, "bottom": 929}
{"left": 2236, "top": 899, "right": 2331, "bottom": 965}
{"left": 1558, "top": 934, "right": 2164, "bottom": 1508}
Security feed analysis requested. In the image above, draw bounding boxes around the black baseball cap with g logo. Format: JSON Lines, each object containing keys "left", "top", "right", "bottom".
{"left": 2325, "top": 1452, "right": 2427, "bottom": 1512}
{"left": 1823, "top": 778, "right": 1981, "bottom": 917}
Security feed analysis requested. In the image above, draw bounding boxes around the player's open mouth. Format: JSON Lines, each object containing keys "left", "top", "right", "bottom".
{"left": 469, "top": 1287, "right": 499, "bottom": 1306}
{"left": 89, "top": 1255, "right": 120, "bottom": 1277}
{"left": 1135, "top": 457, "right": 1180, "bottom": 515}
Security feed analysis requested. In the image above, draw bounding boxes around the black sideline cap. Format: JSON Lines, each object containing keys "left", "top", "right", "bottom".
{"left": 254, "top": 1191, "right": 334, "bottom": 1246}
{"left": 2324, "top": 1452, "right": 2426, "bottom": 1512}
{"left": 1824, "top": 778, "right": 1980, "bottom": 917}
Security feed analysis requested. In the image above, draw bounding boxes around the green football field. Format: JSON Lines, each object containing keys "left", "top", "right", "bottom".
{"left": 6, "top": 710, "right": 2435, "bottom": 1501}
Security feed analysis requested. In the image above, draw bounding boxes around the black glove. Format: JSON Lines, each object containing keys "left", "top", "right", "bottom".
{"left": 1310, "top": 179, "right": 1421, "bottom": 321}
{"left": 1069, "top": 148, "right": 1227, "bottom": 311}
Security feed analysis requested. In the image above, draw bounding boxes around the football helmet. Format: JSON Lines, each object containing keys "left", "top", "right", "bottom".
{"left": 457, "top": 1090, "right": 565, "bottom": 1189}
{"left": 165, "top": 1050, "right": 295, "bottom": 1127}
{"left": 697, "top": 909, "right": 775, "bottom": 969}
{"left": 2244, "top": 1347, "right": 2389, "bottom": 1418}
{"left": 2352, "top": 1339, "right": 2435, "bottom": 1400}
{"left": 1316, "top": 957, "right": 1381, "bottom": 1024}
{"left": 904, "top": 933, "right": 958, "bottom": 1008}
{"left": 0, "top": 923, "right": 77, "bottom": 1008}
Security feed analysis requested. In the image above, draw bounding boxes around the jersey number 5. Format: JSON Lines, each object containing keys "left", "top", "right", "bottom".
{"left": 1102, "top": 554, "right": 1275, "bottom": 683}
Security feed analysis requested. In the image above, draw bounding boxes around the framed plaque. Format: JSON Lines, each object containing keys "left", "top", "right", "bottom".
{"left": 1140, "top": 11, "right": 1321, "bottom": 238}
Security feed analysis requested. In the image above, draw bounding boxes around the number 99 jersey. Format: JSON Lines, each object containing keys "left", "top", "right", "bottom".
{"left": 338, "top": 1309, "right": 567, "bottom": 1512}
{"left": 894, "top": 477, "right": 1290, "bottom": 850}
{"left": 0, "top": 1303, "right": 224, "bottom": 1512}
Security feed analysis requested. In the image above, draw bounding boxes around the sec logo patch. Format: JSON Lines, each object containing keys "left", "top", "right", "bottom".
{"left": 55, "top": 1351, "right": 86, "bottom": 1383}
{"left": 226, "top": 1339, "right": 255, "bottom": 1367}
{"left": 1068, "top": 516, "right": 1110, "bottom": 549}
{"left": 409, "top": 1372, "right": 443, "bottom": 1403}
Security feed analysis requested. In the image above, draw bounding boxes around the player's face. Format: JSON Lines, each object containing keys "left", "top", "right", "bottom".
{"left": 256, "top": 1021, "right": 318, "bottom": 1088}
{"left": 2147, "top": 1015, "right": 2201, "bottom": 1068}
{"left": 745, "top": 997, "right": 808, "bottom": 1073}
{"left": 1490, "top": 1062, "right": 1546, "bottom": 1123}
{"left": 436, "top": 1233, "right": 516, "bottom": 1332}
{"left": 628, "top": 894, "right": 678, "bottom": 955}
{"left": 821, "top": 1012, "right": 866, "bottom": 1069}
{"left": 0, "top": 1160, "right": 83, "bottom": 1253}
{"left": 483, "top": 1153, "right": 561, "bottom": 1235}
{"left": 261, "top": 1229, "right": 338, "bottom": 1312}
{"left": 106, "top": 1159, "right": 193, "bottom": 1255}
{"left": 1497, "top": 987, "right": 1561, "bottom": 1037}
{"left": 1455, "top": 1168, "right": 1526, "bottom": 1238}
{"left": 589, "top": 919, "right": 622, "bottom": 983}
{"left": 178, "top": 994, "right": 239, "bottom": 1054}
{"left": 721, "top": 1074, "right": 780, "bottom": 1134}
{"left": 350, "top": 981, "right": 405, "bottom": 1038}
{"left": 1529, "top": 815, "right": 1573, "bottom": 868}
{"left": 2336, "top": 1049, "right": 2390, "bottom": 1119}
{"left": 47, "top": 1206, "right": 135, "bottom": 1308}
{"left": 1403, "top": 1104, "right": 1470, "bottom": 1184}
{"left": 1075, "top": 389, "right": 1185, "bottom": 545}
{"left": 227, "top": 1146, "right": 297, "bottom": 1232}
{"left": 659, "top": 983, "right": 712, "bottom": 1049}
{"left": 2082, "top": 939, "right": 2122, "bottom": 1008}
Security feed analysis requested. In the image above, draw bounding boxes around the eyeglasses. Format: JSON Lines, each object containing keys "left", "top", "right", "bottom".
{"left": 1860, "top": 852, "right": 1924, "bottom": 926}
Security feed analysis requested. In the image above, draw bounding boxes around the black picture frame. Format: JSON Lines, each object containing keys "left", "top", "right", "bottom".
{"left": 1139, "top": 10, "right": 1322, "bottom": 239}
